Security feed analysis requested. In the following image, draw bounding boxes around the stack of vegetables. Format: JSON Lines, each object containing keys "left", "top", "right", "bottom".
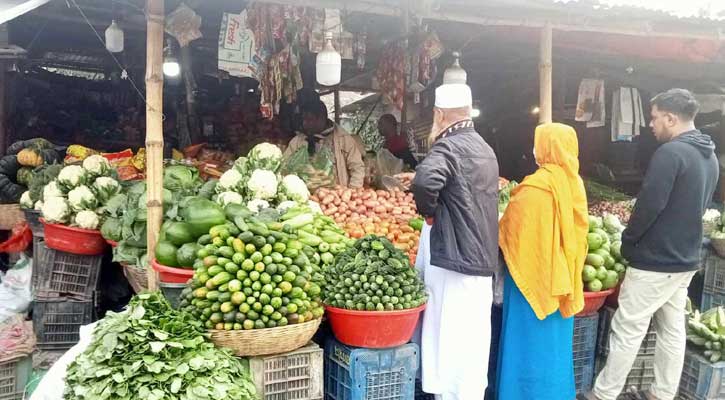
{"left": 323, "top": 235, "right": 427, "bottom": 311}
{"left": 582, "top": 214, "right": 629, "bottom": 292}
{"left": 177, "top": 203, "right": 353, "bottom": 330}
{"left": 103, "top": 164, "right": 219, "bottom": 268}
{"left": 64, "top": 292, "right": 257, "bottom": 400}
{"left": 214, "top": 142, "right": 315, "bottom": 213}
{"left": 585, "top": 180, "right": 634, "bottom": 223}
{"left": 2, "top": 138, "right": 60, "bottom": 204}
{"left": 687, "top": 303, "right": 725, "bottom": 363}
{"left": 311, "top": 187, "right": 421, "bottom": 263}
{"left": 32, "top": 155, "right": 122, "bottom": 230}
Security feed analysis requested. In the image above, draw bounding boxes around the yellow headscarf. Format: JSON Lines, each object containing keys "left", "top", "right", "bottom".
{"left": 499, "top": 123, "right": 589, "bottom": 319}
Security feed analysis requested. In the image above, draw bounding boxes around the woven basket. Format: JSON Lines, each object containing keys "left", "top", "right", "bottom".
{"left": 121, "top": 262, "right": 149, "bottom": 293}
{"left": 209, "top": 318, "right": 321, "bottom": 357}
{"left": 0, "top": 204, "right": 25, "bottom": 230}
{"left": 712, "top": 238, "right": 725, "bottom": 259}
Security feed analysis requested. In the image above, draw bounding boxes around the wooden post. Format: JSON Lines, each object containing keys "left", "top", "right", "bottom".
{"left": 145, "top": 0, "right": 164, "bottom": 291}
{"left": 334, "top": 89, "right": 341, "bottom": 124}
{"left": 400, "top": 1, "right": 410, "bottom": 135}
{"left": 539, "top": 23, "right": 553, "bottom": 124}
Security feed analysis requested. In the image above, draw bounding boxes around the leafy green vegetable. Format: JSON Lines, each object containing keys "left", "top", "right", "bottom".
{"left": 28, "top": 164, "right": 62, "bottom": 204}
{"left": 100, "top": 217, "right": 122, "bottom": 242}
{"left": 64, "top": 292, "right": 256, "bottom": 400}
{"left": 163, "top": 165, "right": 202, "bottom": 196}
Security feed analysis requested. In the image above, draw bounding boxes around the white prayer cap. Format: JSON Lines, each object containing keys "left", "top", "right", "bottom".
{"left": 435, "top": 83, "right": 472, "bottom": 109}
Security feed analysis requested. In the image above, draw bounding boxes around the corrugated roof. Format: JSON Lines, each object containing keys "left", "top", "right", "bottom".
{"left": 558, "top": 0, "right": 725, "bottom": 20}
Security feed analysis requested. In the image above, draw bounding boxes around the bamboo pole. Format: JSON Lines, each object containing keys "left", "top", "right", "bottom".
{"left": 400, "top": 0, "right": 410, "bottom": 135}
{"left": 145, "top": 0, "right": 164, "bottom": 291}
{"left": 539, "top": 23, "right": 553, "bottom": 124}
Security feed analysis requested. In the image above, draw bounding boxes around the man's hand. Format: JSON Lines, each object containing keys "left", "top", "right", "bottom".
{"left": 425, "top": 217, "right": 434, "bottom": 226}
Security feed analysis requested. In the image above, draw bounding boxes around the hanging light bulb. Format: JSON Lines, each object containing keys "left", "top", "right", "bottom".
{"left": 105, "top": 20, "right": 124, "bottom": 53}
{"left": 443, "top": 51, "right": 467, "bottom": 84}
{"left": 163, "top": 39, "right": 180, "bottom": 77}
{"left": 316, "top": 31, "right": 341, "bottom": 86}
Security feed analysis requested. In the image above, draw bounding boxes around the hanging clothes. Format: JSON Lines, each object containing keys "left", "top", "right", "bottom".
{"left": 415, "top": 223, "right": 492, "bottom": 400}
{"left": 611, "top": 87, "right": 646, "bottom": 142}
{"left": 575, "top": 79, "right": 606, "bottom": 128}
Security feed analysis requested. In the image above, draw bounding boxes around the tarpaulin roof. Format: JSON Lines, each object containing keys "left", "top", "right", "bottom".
{"left": 0, "top": 0, "right": 51, "bottom": 25}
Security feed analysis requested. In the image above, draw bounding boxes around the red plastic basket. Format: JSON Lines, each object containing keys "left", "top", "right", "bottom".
{"left": 577, "top": 289, "right": 614, "bottom": 317}
{"left": 41, "top": 219, "right": 107, "bottom": 256}
{"left": 325, "top": 303, "right": 426, "bottom": 348}
{"left": 151, "top": 259, "right": 194, "bottom": 284}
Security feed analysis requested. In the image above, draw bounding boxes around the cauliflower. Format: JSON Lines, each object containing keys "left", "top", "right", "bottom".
{"left": 218, "top": 168, "right": 244, "bottom": 192}
{"left": 277, "top": 200, "right": 299, "bottom": 213}
{"left": 247, "top": 142, "right": 283, "bottom": 172}
{"left": 57, "top": 165, "right": 86, "bottom": 190}
{"left": 217, "top": 191, "right": 244, "bottom": 207}
{"left": 74, "top": 210, "right": 100, "bottom": 230}
{"left": 93, "top": 176, "right": 121, "bottom": 204}
{"left": 43, "top": 180, "right": 65, "bottom": 201}
{"left": 308, "top": 200, "right": 323, "bottom": 215}
{"left": 34, "top": 200, "right": 44, "bottom": 211}
{"left": 247, "top": 169, "right": 278, "bottom": 199}
{"left": 82, "top": 155, "right": 111, "bottom": 177}
{"left": 68, "top": 185, "right": 98, "bottom": 211}
{"left": 704, "top": 209, "right": 721, "bottom": 223}
{"left": 280, "top": 174, "right": 310, "bottom": 202}
{"left": 42, "top": 197, "right": 71, "bottom": 224}
{"left": 19, "top": 191, "right": 33, "bottom": 209}
{"left": 247, "top": 199, "right": 270, "bottom": 214}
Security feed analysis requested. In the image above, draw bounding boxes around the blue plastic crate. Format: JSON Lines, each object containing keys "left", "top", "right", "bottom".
{"left": 324, "top": 338, "right": 418, "bottom": 400}
{"left": 573, "top": 314, "right": 598, "bottom": 393}
{"left": 679, "top": 348, "right": 725, "bottom": 400}
{"left": 701, "top": 291, "right": 725, "bottom": 311}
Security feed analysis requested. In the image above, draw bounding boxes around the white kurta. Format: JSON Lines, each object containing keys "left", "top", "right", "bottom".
{"left": 414, "top": 223, "right": 493, "bottom": 400}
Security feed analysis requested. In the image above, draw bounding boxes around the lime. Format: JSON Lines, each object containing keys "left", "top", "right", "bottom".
{"left": 262, "top": 305, "right": 275, "bottom": 316}
{"left": 283, "top": 271, "right": 296, "bottom": 282}
{"left": 260, "top": 273, "right": 272, "bottom": 285}
{"left": 249, "top": 271, "right": 261, "bottom": 281}
{"left": 239, "top": 303, "right": 251, "bottom": 313}
{"left": 251, "top": 252, "right": 263, "bottom": 263}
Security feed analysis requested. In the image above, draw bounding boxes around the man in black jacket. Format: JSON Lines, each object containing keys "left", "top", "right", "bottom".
{"left": 583, "top": 89, "right": 718, "bottom": 400}
{"left": 411, "top": 80, "right": 499, "bottom": 400}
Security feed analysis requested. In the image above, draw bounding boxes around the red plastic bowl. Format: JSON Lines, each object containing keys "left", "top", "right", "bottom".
{"left": 577, "top": 289, "right": 615, "bottom": 317}
{"left": 151, "top": 259, "right": 194, "bottom": 284}
{"left": 605, "top": 283, "right": 622, "bottom": 308}
{"left": 325, "top": 303, "right": 426, "bottom": 348}
{"left": 41, "top": 218, "right": 107, "bottom": 255}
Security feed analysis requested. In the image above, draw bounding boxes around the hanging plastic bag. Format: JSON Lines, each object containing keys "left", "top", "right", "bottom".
{"left": 375, "top": 149, "right": 404, "bottom": 177}
{"left": 0, "top": 255, "right": 32, "bottom": 320}
{"left": 0, "top": 222, "right": 32, "bottom": 253}
{"left": 282, "top": 146, "right": 336, "bottom": 191}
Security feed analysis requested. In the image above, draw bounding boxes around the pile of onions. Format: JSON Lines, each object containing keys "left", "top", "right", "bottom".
{"left": 311, "top": 186, "right": 421, "bottom": 263}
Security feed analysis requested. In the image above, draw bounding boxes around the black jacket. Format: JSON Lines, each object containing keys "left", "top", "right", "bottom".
{"left": 622, "top": 130, "right": 718, "bottom": 272}
{"left": 412, "top": 121, "right": 499, "bottom": 276}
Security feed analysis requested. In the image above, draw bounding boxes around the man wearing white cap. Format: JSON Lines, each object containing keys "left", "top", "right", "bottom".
{"left": 412, "top": 79, "right": 499, "bottom": 400}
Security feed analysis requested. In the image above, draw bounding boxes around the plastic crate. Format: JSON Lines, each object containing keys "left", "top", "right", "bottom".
{"left": 596, "top": 307, "right": 656, "bottom": 357}
{"left": 32, "top": 298, "right": 96, "bottom": 350}
{"left": 24, "top": 209, "right": 43, "bottom": 238}
{"left": 701, "top": 292, "right": 725, "bottom": 311}
{"left": 679, "top": 348, "right": 725, "bottom": 400}
{"left": 249, "top": 342, "right": 323, "bottom": 400}
{"left": 325, "top": 338, "right": 418, "bottom": 400}
{"left": 32, "top": 239, "right": 102, "bottom": 300}
{"left": 593, "top": 354, "right": 654, "bottom": 395}
{"left": 704, "top": 253, "right": 725, "bottom": 298}
{"left": 0, "top": 355, "right": 32, "bottom": 400}
{"left": 573, "top": 314, "right": 598, "bottom": 393}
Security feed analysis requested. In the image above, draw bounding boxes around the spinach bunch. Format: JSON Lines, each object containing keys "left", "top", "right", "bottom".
{"left": 64, "top": 293, "right": 257, "bottom": 400}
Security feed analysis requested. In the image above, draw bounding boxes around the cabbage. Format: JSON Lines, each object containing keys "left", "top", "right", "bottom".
{"left": 100, "top": 217, "right": 123, "bottom": 241}
{"left": 163, "top": 165, "right": 201, "bottom": 195}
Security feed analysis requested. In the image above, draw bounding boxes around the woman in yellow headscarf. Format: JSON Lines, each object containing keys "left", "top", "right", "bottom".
{"left": 496, "top": 123, "right": 589, "bottom": 399}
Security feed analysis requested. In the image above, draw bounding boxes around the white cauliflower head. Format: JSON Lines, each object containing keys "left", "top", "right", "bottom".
{"left": 57, "top": 165, "right": 86, "bottom": 190}
{"left": 246, "top": 199, "right": 270, "bottom": 214}
{"left": 247, "top": 143, "right": 283, "bottom": 172}
{"left": 74, "top": 210, "right": 100, "bottom": 230}
{"left": 281, "top": 174, "right": 310, "bottom": 202}
{"left": 247, "top": 169, "right": 278, "bottom": 200}
{"left": 34, "top": 200, "right": 44, "bottom": 211}
{"left": 93, "top": 176, "right": 121, "bottom": 204}
{"left": 43, "top": 180, "right": 65, "bottom": 201}
{"left": 68, "top": 185, "right": 98, "bottom": 211}
{"left": 307, "top": 200, "right": 323, "bottom": 215}
{"left": 42, "top": 197, "right": 71, "bottom": 224}
{"left": 277, "top": 200, "right": 299, "bottom": 213}
{"left": 82, "top": 155, "right": 111, "bottom": 177}
{"left": 20, "top": 191, "right": 33, "bottom": 209}
{"left": 218, "top": 168, "right": 244, "bottom": 192}
{"left": 217, "top": 191, "right": 245, "bottom": 207}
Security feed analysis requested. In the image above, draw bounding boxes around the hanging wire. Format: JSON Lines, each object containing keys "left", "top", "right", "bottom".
{"left": 68, "top": 0, "right": 164, "bottom": 118}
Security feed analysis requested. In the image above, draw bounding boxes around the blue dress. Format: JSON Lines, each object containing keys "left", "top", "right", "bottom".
{"left": 496, "top": 272, "right": 575, "bottom": 399}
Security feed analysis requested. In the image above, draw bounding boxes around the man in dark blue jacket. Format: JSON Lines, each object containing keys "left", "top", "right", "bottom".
{"left": 583, "top": 89, "right": 718, "bottom": 400}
